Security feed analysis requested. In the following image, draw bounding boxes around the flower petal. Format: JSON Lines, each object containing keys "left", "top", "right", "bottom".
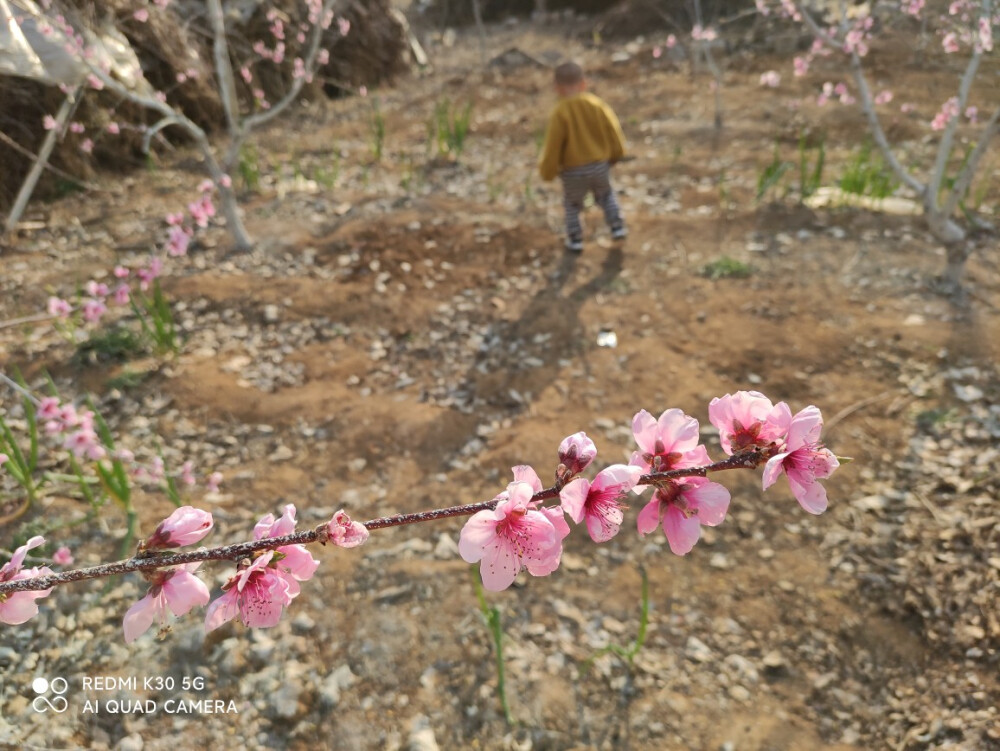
{"left": 458, "top": 511, "right": 498, "bottom": 564}
{"left": 786, "top": 406, "right": 823, "bottom": 450}
{"left": 687, "top": 480, "right": 731, "bottom": 526}
{"left": 479, "top": 540, "right": 519, "bottom": 591}
{"left": 123, "top": 592, "right": 161, "bottom": 643}
{"left": 204, "top": 589, "right": 240, "bottom": 632}
{"left": 162, "top": 570, "right": 210, "bottom": 617}
{"left": 511, "top": 465, "right": 543, "bottom": 493}
{"left": 788, "top": 473, "right": 829, "bottom": 514}
{"left": 762, "top": 453, "right": 789, "bottom": 490}
{"left": 635, "top": 497, "right": 662, "bottom": 536}
{"left": 631, "top": 409, "right": 658, "bottom": 454}
{"left": 559, "top": 478, "right": 590, "bottom": 524}
{"left": 657, "top": 409, "right": 701, "bottom": 453}
{"left": 663, "top": 505, "right": 701, "bottom": 555}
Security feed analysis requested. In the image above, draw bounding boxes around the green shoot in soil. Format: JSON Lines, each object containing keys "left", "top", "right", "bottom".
{"left": 472, "top": 567, "right": 514, "bottom": 727}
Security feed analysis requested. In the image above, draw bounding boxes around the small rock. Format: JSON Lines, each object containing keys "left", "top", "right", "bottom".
{"left": 116, "top": 734, "right": 144, "bottom": 751}
{"left": 407, "top": 714, "right": 440, "bottom": 751}
{"left": 685, "top": 636, "right": 713, "bottom": 663}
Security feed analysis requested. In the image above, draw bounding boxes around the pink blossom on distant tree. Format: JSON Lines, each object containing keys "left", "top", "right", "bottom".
{"left": 206, "top": 471, "right": 223, "bottom": 493}
{"left": 47, "top": 296, "right": 72, "bottom": 318}
{"left": 931, "top": 96, "right": 959, "bottom": 130}
{"left": 52, "top": 547, "right": 74, "bottom": 566}
{"left": 81, "top": 298, "right": 106, "bottom": 323}
{"left": 759, "top": 70, "right": 781, "bottom": 88}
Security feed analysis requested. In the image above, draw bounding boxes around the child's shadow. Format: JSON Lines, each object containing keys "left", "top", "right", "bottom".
{"left": 416, "top": 246, "right": 624, "bottom": 468}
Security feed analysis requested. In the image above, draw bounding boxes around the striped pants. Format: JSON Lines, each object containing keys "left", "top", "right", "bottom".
{"left": 559, "top": 161, "right": 624, "bottom": 242}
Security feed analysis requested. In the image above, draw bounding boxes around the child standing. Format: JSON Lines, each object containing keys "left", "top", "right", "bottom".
{"left": 538, "top": 61, "right": 627, "bottom": 253}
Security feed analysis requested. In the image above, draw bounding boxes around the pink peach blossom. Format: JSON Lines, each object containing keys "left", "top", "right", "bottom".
{"left": 52, "top": 547, "right": 73, "bottom": 566}
{"left": 47, "top": 297, "right": 72, "bottom": 318}
{"left": 559, "top": 464, "right": 642, "bottom": 542}
{"left": 636, "top": 477, "right": 731, "bottom": 555}
{"left": 708, "top": 390, "right": 791, "bottom": 455}
{"left": 167, "top": 225, "right": 191, "bottom": 257}
{"left": 206, "top": 471, "right": 223, "bottom": 493}
{"left": 254, "top": 505, "right": 319, "bottom": 595}
{"left": 204, "top": 552, "right": 295, "bottom": 630}
{"left": 43, "top": 115, "right": 58, "bottom": 130}
{"left": 37, "top": 397, "right": 61, "bottom": 420}
{"left": 762, "top": 406, "right": 839, "bottom": 514}
{"left": 557, "top": 431, "right": 597, "bottom": 476}
{"left": 629, "top": 408, "right": 710, "bottom": 480}
{"left": 459, "top": 481, "right": 564, "bottom": 591}
{"left": 123, "top": 563, "right": 209, "bottom": 642}
{"left": 759, "top": 70, "right": 781, "bottom": 88}
{"left": 81, "top": 298, "right": 106, "bottom": 323}
{"left": 327, "top": 510, "right": 369, "bottom": 548}
{"left": 0, "top": 536, "right": 54, "bottom": 625}
{"left": 146, "top": 506, "right": 214, "bottom": 549}
{"left": 113, "top": 283, "right": 131, "bottom": 305}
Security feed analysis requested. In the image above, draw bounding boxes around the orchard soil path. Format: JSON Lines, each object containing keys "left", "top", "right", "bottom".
{"left": 1, "top": 19, "right": 999, "bottom": 751}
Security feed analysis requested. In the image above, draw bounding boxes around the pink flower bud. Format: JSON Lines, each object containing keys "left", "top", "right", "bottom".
{"left": 557, "top": 431, "right": 597, "bottom": 475}
{"left": 52, "top": 546, "right": 74, "bottom": 566}
{"left": 146, "top": 506, "right": 214, "bottom": 548}
{"left": 327, "top": 510, "right": 369, "bottom": 548}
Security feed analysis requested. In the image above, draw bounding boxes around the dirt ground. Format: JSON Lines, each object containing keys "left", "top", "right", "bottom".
{"left": 1, "top": 16, "right": 999, "bottom": 751}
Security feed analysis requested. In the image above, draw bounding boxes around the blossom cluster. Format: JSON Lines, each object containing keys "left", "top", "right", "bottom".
{"left": 1, "top": 392, "right": 840, "bottom": 641}
{"left": 1, "top": 392, "right": 223, "bottom": 495}
{"left": 762, "top": 0, "right": 999, "bottom": 130}
{"left": 45, "top": 182, "right": 220, "bottom": 329}
{"left": 459, "top": 392, "right": 839, "bottom": 590}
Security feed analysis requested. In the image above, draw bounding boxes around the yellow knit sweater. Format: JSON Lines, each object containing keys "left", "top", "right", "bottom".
{"left": 537, "top": 92, "right": 626, "bottom": 181}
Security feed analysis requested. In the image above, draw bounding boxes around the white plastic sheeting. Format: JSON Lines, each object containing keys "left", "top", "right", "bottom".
{"left": 0, "top": 0, "right": 149, "bottom": 90}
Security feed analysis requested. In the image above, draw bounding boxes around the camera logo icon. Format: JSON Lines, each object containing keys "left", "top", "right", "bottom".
{"left": 31, "top": 677, "right": 68, "bottom": 713}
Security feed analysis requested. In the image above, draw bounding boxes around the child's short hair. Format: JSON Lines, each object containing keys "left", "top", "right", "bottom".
{"left": 554, "top": 61, "right": 584, "bottom": 86}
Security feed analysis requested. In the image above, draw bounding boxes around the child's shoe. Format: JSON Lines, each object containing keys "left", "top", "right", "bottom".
{"left": 611, "top": 225, "right": 628, "bottom": 241}
{"left": 565, "top": 237, "right": 584, "bottom": 253}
